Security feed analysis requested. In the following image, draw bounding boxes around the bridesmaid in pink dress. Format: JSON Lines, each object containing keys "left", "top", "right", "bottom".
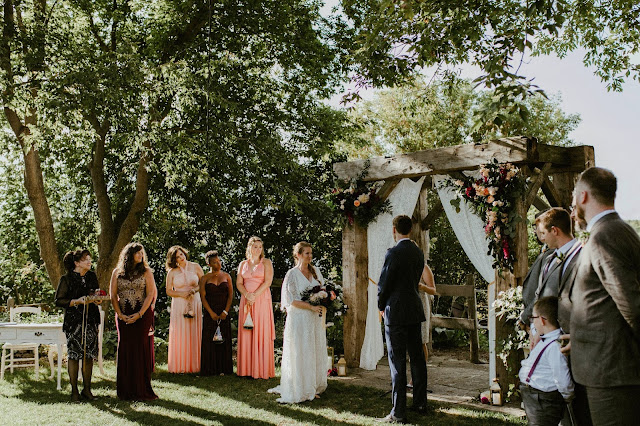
{"left": 166, "top": 246, "right": 204, "bottom": 373}
{"left": 236, "top": 236, "right": 276, "bottom": 379}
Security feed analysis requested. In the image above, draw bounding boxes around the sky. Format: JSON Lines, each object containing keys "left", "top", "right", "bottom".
{"left": 322, "top": 2, "right": 640, "bottom": 220}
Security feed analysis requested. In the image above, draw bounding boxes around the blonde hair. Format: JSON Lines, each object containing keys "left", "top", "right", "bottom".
{"left": 245, "top": 236, "right": 265, "bottom": 260}
{"left": 293, "top": 241, "right": 318, "bottom": 281}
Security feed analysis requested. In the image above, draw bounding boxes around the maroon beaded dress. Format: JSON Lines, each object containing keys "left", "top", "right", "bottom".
{"left": 116, "top": 273, "right": 158, "bottom": 400}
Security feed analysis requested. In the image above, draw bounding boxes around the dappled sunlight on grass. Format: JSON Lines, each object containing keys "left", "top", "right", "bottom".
{"left": 0, "top": 363, "right": 525, "bottom": 425}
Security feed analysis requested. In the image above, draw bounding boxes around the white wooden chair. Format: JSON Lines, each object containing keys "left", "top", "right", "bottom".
{"left": 48, "top": 305, "right": 106, "bottom": 378}
{"left": 1, "top": 306, "right": 41, "bottom": 379}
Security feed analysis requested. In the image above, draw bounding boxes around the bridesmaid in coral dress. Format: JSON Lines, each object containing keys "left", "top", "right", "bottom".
{"left": 236, "top": 236, "right": 276, "bottom": 379}
{"left": 166, "top": 246, "right": 204, "bottom": 373}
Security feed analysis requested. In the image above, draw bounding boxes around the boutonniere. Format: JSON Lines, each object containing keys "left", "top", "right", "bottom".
{"left": 577, "top": 231, "right": 590, "bottom": 245}
{"left": 556, "top": 251, "right": 566, "bottom": 262}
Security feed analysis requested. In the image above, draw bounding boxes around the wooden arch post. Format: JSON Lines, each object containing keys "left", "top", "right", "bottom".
{"left": 342, "top": 223, "right": 368, "bottom": 367}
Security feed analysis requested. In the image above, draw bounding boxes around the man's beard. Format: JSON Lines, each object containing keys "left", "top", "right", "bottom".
{"left": 575, "top": 205, "right": 588, "bottom": 231}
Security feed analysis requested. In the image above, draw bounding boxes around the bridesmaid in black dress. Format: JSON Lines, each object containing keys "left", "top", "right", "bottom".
{"left": 199, "top": 250, "right": 234, "bottom": 375}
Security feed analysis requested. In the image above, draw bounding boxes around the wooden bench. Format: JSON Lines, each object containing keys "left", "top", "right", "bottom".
{"left": 430, "top": 274, "right": 480, "bottom": 363}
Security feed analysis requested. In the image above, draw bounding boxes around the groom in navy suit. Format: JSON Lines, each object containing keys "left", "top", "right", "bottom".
{"left": 377, "top": 215, "right": 428, "bottom": 423}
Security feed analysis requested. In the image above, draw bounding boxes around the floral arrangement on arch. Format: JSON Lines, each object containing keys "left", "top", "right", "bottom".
{"left": 442, "top": 159, "right": 525, "bottom": 271}
{"left": 328, "top": 176, "right": 391, "bottom": 228}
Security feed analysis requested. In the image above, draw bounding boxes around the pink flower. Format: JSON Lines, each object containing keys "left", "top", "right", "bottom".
{"left": 485, "top": 224, "right": 493, "bottom": 234}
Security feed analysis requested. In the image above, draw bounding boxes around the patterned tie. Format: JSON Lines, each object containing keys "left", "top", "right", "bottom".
{"left": 542, "top": 251, "right": 557, "bottom": 280}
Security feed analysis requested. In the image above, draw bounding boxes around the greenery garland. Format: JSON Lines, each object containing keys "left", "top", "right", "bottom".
{"left": 441, "top": 159, "right": 526, "bottom": 271}
{"left": 328, "top": 161, "right": 392, "bottom": 228}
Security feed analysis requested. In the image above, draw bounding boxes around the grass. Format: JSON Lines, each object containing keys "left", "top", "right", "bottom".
{"left": 0, "top": 362, "right": 526, "bottom": 425}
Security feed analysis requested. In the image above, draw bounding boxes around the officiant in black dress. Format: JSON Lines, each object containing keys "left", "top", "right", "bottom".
{"left": 55, "top": 249, "right": 101, "bottom": 402}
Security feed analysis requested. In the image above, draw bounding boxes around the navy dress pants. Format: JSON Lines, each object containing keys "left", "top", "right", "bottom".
{"left": 385, "top": 322, "right": 428, "bottom": 420}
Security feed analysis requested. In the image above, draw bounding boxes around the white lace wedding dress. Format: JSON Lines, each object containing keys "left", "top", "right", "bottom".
{"left": 268, "top": 267, "right": 328, "bottom": 403}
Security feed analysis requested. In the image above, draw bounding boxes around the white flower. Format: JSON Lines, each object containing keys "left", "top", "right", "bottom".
{"left": 357, "top": 193, "right": 370, "bottom": 204}
{"left": 454, "top": 179, "right": 464, "bottom": 186}
{"left": 488, "top": 187, "right": 498, "bottom": 196}
{"left": 326, "top": 322, "right": 334, "bottom": 328}
{"left": 336, "top": 311, "right": 342, "bottom": 316}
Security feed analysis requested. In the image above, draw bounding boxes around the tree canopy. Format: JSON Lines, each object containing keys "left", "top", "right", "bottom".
{"left": 0, "top": 0, "right": 351, "bottom": 297}
{"left": 341, "top": 0, "right": 640, "bottom": 122}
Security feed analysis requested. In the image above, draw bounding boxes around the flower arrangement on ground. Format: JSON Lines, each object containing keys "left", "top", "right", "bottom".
{"left": 493, "top": 285, "right": 528, "bottom": 400}
{"left": 441, "top": 159, "right": 526, "bottom": 271}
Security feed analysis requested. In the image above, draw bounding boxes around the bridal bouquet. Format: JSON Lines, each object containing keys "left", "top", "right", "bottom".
{"left": 301, "top": 282, "right": 348, "bottom": 326}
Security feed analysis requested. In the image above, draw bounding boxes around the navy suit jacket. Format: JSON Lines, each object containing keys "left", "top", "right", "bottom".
{"left": 377, "top": 239, "right": 426, "bottom": 326}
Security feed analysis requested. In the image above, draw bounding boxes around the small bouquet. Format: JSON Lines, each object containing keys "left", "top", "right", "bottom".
{"left": 87, "top": 289, "right": 109, "bottom": 302}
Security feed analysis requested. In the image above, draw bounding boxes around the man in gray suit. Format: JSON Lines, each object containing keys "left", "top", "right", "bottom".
{"left": 570, "top": 167, "right": 640, "bottom": 425}
{"left": 520, "top": 208, "right": 578, "bottom": 346}
{"left": 534, "top": 208, "right": 578, "bottom": 311}
{"left": 557, "top": 202, "right": 592, "bottom": 426}
{"left": 519, "top": 214, "right": 553, "bottom": 335}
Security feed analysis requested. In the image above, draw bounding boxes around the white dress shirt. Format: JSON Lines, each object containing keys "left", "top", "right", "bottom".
{"left": 518, "top": 328, "right": 575, "bottom": 400}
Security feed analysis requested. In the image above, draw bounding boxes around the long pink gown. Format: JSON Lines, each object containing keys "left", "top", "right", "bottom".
{"left": 168, "top": 263, "right": 202, "bottom": 373}
{"left": 237, "top": 260, "right": 275, "bottom": 379}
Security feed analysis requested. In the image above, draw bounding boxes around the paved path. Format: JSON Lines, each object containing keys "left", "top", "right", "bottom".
{"left": 329, "top": 353, "right": 525, "bottom": 417}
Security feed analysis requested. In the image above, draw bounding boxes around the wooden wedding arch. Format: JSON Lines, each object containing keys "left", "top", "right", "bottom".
{"left": 334, "top": 136, "right": 595, "bottom": 389}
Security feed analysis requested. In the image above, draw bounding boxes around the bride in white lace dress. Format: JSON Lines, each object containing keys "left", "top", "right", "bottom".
{"left": 269, "top": 241, "right": 328, "bottom": 403}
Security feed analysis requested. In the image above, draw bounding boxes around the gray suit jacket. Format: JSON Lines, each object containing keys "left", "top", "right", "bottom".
{"left": 557, "top": 242, "right": 582, "bottom": 334}
{"left": 536, "top": 251, "right": 563, "bottom": 300}
{"left": 521, "top": 249, "right": 554, "bottom": 324}
{"left": 571, "top": 212, "right": 640, "bottom": 387}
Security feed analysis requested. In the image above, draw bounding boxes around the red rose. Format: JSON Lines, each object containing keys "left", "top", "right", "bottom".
{"left": 465, "top": 187, "right": 476, "bottom": 198}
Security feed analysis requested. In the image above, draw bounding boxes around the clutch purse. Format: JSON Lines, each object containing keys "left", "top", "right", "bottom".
{"left": 243, "top": 311, "right": 254, "bottom": 329}
{"left": 213, "top": 320, "right": 224, "bottom": 343}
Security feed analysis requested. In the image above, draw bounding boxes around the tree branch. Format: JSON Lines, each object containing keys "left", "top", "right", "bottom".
{"left": 86, "top": 111, "right": 116, "bottom": 257}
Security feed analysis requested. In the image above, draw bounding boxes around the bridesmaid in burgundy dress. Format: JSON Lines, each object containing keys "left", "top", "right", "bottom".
{"left": 110, "top": 242, "right": 158, "bottom": 400}
{"left": 199, "top": 250, "right": 234, "bottom": 375}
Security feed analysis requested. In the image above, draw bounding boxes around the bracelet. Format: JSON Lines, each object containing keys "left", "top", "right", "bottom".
{"left": 222, "top": 310, "right": 228, "bottom": 315}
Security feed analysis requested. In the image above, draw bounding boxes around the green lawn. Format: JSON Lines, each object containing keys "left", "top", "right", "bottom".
{"left": 0, "top": 363, "right": 525, "bottom": 425}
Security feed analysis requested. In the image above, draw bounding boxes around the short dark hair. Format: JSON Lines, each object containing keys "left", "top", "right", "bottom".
{"left": 392, "top": 215, "right": 413, "bottom": 235}
{"left": 533, "top": 296, "right": 559, "bottom": 328}
{"left": 579, "top": 167, "right": 616, "bottom": 206}
{"left": 63, "top": 249, "right": 91, "bottom": 273}
{"left": 535, "top": 207, "right": 572, "bottom": 236}
{"left": 205, "top": 250, "right": 219, "bottom": 264}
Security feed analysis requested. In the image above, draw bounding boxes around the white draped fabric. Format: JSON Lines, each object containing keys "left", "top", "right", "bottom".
{"left": 359, "top": 177, "right": 425, "bottom": 370}
{"left": 433, "top": 174, "right": 497, "bottom": 383}
{"left": 433, "top": 175, "right": 495, "bottom": 284}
